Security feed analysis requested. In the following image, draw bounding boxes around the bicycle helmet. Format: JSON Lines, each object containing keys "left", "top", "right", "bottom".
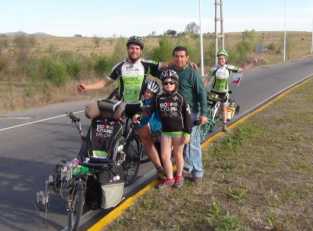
{"left": 127, "top": 36, "right": 144, "bottom": 49}
{"left": 160, "top": 69, "right": 179, "bottom": 83}
{"left": 217, "top": 48, "right": 229, "bottom": 58}
{"left": 144, "top": 80, "right": 160, "bottom": 94}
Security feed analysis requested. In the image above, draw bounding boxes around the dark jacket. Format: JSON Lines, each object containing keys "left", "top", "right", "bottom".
{"left": 175, "top": 64, "right": 208, "bottom": 116}
{"left": 155, "top": 91, "right": 192, "bottom": 134}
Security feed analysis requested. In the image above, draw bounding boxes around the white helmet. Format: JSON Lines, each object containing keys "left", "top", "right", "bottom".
{"left": 144, "top": 80, "right": 160, "bottom": 94}
{"left": 215, "top": 67, "right": 230, "bottom": 80}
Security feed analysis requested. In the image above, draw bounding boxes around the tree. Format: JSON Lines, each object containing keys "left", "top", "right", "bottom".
{"left": 164, "top": 29, "right": 177, "bottom": 37}
{"left": 185, "top": 22, "right": 200, "bottom": 34}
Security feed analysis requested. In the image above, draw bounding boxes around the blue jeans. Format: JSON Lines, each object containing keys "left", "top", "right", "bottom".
{"left": 183, "top": 113, "right": 204, "bottom": 178}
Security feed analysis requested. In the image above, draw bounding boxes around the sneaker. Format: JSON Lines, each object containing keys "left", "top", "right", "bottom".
{"left": 174, "top": 175, "right": 184, "bottom": 188}
{"left": 182, "top": 170, "right": 193, "bottom": 180}
{"left": 157, "top": 178, "right": 175, "bottom": 189}
{"left": 191, "top": 176, "right": 203, "bottom": 184}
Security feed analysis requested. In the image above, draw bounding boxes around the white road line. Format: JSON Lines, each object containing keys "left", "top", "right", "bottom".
{"left": 0, "top": 110, "right": 84, "bottom": 132}
{"left": 0, "top": 116, "right": 32, "bottom": 120}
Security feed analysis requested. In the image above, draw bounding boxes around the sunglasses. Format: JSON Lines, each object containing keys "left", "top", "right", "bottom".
{"left": 163, "top": 81, "right": 175, "bottom": 86}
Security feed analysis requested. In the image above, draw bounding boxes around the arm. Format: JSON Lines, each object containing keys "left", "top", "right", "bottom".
{"left": 182, "top": 101, "right": 192, "bottom": 144}
{"left": 227, "top": 64, "right": 242, "bottom": 73}
{"left": 142, "top": 59, "right": 163, "bottom": 78}
{"left": 193, "top": 70, "right": 208, "bottom": 118}
{"left": 182, "top": 101, "right": 192, "bottom": 134}
{"left": 77, "top": 79, "right": 112, "bottom": 92}
{"left": 77, "top": 63, "right": 121, "bottom": 93}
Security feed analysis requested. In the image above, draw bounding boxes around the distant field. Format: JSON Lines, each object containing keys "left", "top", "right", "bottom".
{"left": 6, "top": 31, "right": 311, "bottom": 59}
{"left": 0, "top": 31, "right": 312, "bottom": 113}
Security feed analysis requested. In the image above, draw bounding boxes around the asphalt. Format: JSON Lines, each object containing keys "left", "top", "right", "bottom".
{"left": 0, "top": 57, "right": 313, "bottom": 231}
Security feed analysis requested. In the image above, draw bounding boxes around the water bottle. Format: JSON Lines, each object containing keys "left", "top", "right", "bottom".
{"left": 73, "top": 165, "right": 90, "bottom": 176}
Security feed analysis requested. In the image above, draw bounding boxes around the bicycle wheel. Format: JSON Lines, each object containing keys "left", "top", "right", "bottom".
{"left": 199, "top": 102, "right": 221, "bottom": 143}
{"left": 122, "top": 134, "right": 141, "bottom": 186}
{"left": 68, "top": 179, "right": 86, "bottom": 231}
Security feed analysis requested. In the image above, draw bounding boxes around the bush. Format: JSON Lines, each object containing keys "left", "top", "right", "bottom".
{"left": 42, "top": 58, "right": 69, "bottom": 86}
{"left": 267, "top": 42, "right": 276, "bottom": 51}
{"left": 110, "top": 38, "right": 127, "bottom": 64}
{"left": 28, "top": 57, "right": 69, "bottom": 86}
{"left": 94, "top": 55, "right": 112, "bottom": 76}
{"left": 0, "top": 55, "right": 8, "bottom": 72}
{"left": 205, "top": 41, "right": 216, "bottom": 66}
{"left": 57, "top": 52, "right": 82, "bottom": 79}
{"left": 151, "top": 37, "right": 175, "bottom": 62}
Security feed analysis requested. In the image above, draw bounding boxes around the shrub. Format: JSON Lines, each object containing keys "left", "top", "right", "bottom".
{"left": 151, "top": 37, "right": 174, "bottom": 62}
{"left": 42, "top": 58, "right": 69, "bottom": 86}
{"left": 94, "top": 55, "right": 112, "bottom": 76}
{"left": 0, "top": 55, "right": 8, "bottom": 72}
{"left": 267, "top": 42, "right": 276, "bottom": 51}
{"left": 110, "top": 37, "right": 127, "bottom": 64}
{"left": 28, "top": 57, "right": 69, "bottom": 86}
{"left": 57, "top": 52, "right": 82, "bottom": 79}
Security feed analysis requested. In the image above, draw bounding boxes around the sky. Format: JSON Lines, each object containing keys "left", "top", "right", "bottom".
{"left": 0, "top": 0, "right": 312, "bottom": 37}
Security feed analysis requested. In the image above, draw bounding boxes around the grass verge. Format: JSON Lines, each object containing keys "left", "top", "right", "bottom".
{"left": 107, "top": 77, "right": 313, "bottom": 231}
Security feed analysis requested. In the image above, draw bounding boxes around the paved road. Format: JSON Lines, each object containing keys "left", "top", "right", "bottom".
{"left": 0, "top": 57, "right": 313, "bottom": 231}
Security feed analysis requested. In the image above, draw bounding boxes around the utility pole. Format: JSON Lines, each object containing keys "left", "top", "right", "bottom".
{"left": 198, "top": 0, "right": 204, "bottom": 76}
{"left": 215, "top": 0, "right": 224, "bottom": 64}
{"left": 283, "top": 0, "right": 287, "bottom": 63}
{"left": 311, "top": 18, "right": 313, "bottom": 54}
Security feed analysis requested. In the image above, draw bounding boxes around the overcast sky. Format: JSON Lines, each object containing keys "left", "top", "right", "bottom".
{"left": 1, "top": 0, "right": 312, "bottom": 37}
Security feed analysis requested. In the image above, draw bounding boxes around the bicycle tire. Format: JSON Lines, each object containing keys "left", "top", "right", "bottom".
{"left": 139, "top": 150, "right": 151, "bottom": 164}
{"left": 68, "top": 179, "right": 86, "bottom": 231}
{"left": 122, "top": 135, "right": 141, "bottom": 186}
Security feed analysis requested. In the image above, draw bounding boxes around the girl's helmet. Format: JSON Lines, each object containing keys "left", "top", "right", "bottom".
{"left": 160, "top": 69, "right": 179, "bottom": 83}
{"left": 144, "top": 80, "right": 160, "bottom": 94}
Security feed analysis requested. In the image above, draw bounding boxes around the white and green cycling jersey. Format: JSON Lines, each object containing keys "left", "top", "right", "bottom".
{"left": 211, "top": 64, "right": 240, "bottom": 93}
{"left": 108, "top": 58, "right": 161, "bottom": 103}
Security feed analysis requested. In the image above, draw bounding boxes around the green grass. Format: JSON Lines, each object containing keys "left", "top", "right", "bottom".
{"left": 107, "top": 77, "right": 313, "bottom": 231}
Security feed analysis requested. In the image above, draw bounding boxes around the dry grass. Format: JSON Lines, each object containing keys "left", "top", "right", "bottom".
{"left": 0, "top": 31, "right": 312, "bottom": 112}
{"left": 0, "top": 79, "right": 114, "bottom": 113}
{"left": 107, "top": 77, "right": 313, "bottom": 231}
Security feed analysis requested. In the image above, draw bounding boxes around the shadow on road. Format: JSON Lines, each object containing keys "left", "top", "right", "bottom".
{"left": 0, "top": 157, "right": 65, "bottom": 231}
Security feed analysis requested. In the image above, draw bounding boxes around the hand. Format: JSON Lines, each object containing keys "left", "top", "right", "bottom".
{"left": 190, "top": 62, "right": 198, "bottom": 70}
{"left": 182, "top": 134, "right": 190, "bottom": 144}
{"left": 77, "top": 83, "right": 88, "bottom": 93}
{"left": 159, "top": 62, "right": 172, "bottom": 70}
{"left": 132, "top": 114, "right": 141, "bottom": 124}
{"left": 199, "top": 115, "right": 208, "bottom": 125}
{"left": 232, "top": 78, "right": 241, "bottom": 86}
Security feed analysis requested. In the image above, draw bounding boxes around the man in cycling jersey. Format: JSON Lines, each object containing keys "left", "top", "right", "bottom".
{"left": 210, "top": 48, "right": 242, "bottom": 132}
{"left": 171, "top": 46, "right": 208, "bottom": 183}
{"left": 77, "top": 36, "right": 165, "bottom": 175}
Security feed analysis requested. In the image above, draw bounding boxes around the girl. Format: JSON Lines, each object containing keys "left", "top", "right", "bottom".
{"left": 156, "top": 69, "right": 192, "bottom": 189}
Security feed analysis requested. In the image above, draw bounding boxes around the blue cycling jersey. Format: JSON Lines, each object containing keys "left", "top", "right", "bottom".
{"left": 137, "top": 98, "right": 161, "bottom": 134}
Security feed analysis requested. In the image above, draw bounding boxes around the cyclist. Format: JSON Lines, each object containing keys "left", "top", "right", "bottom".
{"left": 209, "top": 48, "right": 242, "bottom": 131}
{"left": 77, "top": 36, "right": 165, "bottom": 173}
{"left": 131, "top": 80, "right": 165, "bottom": 178}
{"left": 155, "top": 70, "right": 192, "bottom": 189}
